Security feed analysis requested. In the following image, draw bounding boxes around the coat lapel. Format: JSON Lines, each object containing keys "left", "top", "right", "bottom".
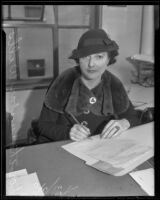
{"left": 44, "top": 66, "right": 129, "bottom": 116}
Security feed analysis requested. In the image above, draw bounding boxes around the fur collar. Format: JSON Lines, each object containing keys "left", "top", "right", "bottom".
{"left": 44, "top": 66, "right": 129, "bottom": 116}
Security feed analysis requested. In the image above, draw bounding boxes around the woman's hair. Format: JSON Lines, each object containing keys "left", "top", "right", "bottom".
{"left": 74, "top": 49, "right": 119, "bottom": 66}
{"left": 107, "top": 50, "right": 119, "bottom": 66}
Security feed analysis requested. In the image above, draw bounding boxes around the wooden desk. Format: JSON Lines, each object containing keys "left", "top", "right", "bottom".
{"left": 6, "top": 137, "right": 153, "bottom": 197}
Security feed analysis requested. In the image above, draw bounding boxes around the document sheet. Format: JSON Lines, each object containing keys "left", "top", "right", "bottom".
{"left": 85, "top": 138, "right": 153, "bottom": 176}
{"left": 129, "top": 168, "right": 154, "bottom": 196}
{"left": 6, "top": 169, "right": 44, "bottom": 196}
{"left": 62, "top": 123, "right": 154, "bottom": 176}
{"left": 6, "top": 169, "right": 28, "bottom": 179}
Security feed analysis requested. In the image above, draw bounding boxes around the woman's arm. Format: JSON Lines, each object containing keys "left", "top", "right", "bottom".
{"left": 110, "top": 75, "right": 140, "bottom": 128}
{"left": 37, "top": 104, "right": 72, "bottom": 143}
{"left": 117, "top": 101, "right": 140, "bottom": 128}
{"left": 101, "top": 102, "right": 140, "bottom": 139}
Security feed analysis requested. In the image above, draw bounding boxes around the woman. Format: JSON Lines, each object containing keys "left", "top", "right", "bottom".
{"left": 37, "top": 29, "right": 139, "bottom": 143}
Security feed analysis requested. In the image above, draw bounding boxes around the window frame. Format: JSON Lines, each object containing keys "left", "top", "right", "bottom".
{"left": 3, "top": 5, "right": 102, "bottom": 91}
{"left": 53, "top": 5, "right": 102, "bottom": 76}
{"left": 4, "top": 23, "right": 56, "bottom": 91}
{"left": 3, "top": 5, "right": 45, "bottom": 22}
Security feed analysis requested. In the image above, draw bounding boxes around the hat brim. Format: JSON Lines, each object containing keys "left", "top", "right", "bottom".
{"left": 69, "top": 45, "right": 118, "bottom": 59}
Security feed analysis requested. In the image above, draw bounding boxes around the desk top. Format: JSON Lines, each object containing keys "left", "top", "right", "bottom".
{"left": 6, "top": 136, "right": 153, "bottom": 197}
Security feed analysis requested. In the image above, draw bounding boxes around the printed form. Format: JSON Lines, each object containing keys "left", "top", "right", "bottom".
{"left": 62, "top": 122, "right": 154, "bottom": 176}
{"left": 6, "top": 169, "right": 44, "bottom": 196}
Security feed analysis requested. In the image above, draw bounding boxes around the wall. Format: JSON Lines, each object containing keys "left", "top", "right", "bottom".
{"left": 5, "top": 5, "right": 55, "bottom": 143}
{"left": 102, "top": 5, "right": 143, "bottom": 86}
{"left": 6, "top": 5, "right": 143, "bottom": 143}
{"left": 6, "top": 89, "right": 47, "bottom": 141}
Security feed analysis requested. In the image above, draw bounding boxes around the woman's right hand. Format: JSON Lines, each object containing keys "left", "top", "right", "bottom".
{"left": 69, "top": 124, "right": 91, "bottom": 141}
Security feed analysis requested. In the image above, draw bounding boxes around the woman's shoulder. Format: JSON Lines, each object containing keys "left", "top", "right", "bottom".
{"left": 104, "top": 70, "right": 123, "bottom": 87}
{"left": 44, "top": 66, "right": 81, "bottom": 110}
{"left": 55, "top": 66, "right": 80, "bottom": 83}
{"left": 49, "top": 65, "right": 79, "bottom": 84}
{"left": 46, "top": 66, "right": 80, "bottom": 93}
{"left": 60, "top": 66, "right": 79, "bottom": 76}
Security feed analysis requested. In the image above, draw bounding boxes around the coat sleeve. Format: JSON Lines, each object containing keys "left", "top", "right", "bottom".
{"left": 37, "top": 104, "right": 72, "bottom": 143}
{"left": 117, "top": 101, "right": 140, "bottom": 127}
{"left": 111, "top": 76, "right": 140, "bottom": 127}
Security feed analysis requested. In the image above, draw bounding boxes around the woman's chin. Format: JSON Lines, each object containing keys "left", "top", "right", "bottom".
{"left": 84, "top": 74, "right": 98, "bottom": 81}
{"left": 83, "top": 71, "right": 99, "bottom": 80}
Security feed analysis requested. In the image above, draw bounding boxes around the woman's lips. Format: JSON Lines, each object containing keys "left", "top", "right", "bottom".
{"left": 87, "top": 69, "right": 97, "bottom": 73}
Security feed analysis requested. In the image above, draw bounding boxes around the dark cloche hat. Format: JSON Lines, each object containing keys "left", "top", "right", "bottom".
{"left": 69, "top": 29, "right": 119, "bottom": 59}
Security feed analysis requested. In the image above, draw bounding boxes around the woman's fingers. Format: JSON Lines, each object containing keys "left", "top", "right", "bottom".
{"left": 77, "top": 124, "right": 90, "bottom": 136}
{"left": 70, "top": 133, "right": 83, "bottom": 141}
{"left": 70, "top": 124, "right": 90, "bottom": 141}
{"left": 70, "top": 119, "right": 130, "bottom": 141}
{"left": 101, "top": 119, "right": 130, "bottom": 139}
{"left": 102, "top": 126, "right": 121, "bottom": 139}
{"left": 101, "top": 120, "right": 115, "bottom": 138}
{"left": 105, "top": 127, "right": 121, "bottom": 138}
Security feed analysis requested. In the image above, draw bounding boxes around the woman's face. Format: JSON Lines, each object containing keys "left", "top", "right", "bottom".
{"left": 79, "top": 52, "right": 109, "bottom": 81}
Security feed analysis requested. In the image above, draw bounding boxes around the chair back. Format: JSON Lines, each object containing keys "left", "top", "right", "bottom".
{"left": 6, "top": 112, "right": 13, "bottom": 147}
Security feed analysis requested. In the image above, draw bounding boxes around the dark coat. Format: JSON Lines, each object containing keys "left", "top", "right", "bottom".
{"left": 37, "top": 66, "right": 140, "bottom": 143}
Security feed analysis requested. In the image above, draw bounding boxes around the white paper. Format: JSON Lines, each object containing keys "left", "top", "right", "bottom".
{"left": 130, "top": 168, "right": 154, "bottom": 196}
{"left": 85, "top": 138, "right": 153, "bottom": 176}
{"left": 118, "top": 122, "right": 154, "bottom": 148}
{"left": 6, "top": 169, "right": 28, "bottom": 179}
{"left": 62, "top": 135, "right": 100, "bottom": 164}
{"left": 131, "top": 54, "right": 154, "bottom": 63}
{"left": 132, "top": 101, "right": 154, "bottom": 110}
{"left": 128, "top": 84, "right": 154, "bottom": 107}
{"left": 6, "top": 172, "right": 44, "bottom": 196}
{"left": 62, "top": 123, "right": 154, "bottom": 176}
{"left": 86, "top": 139, "right": 153, "bottom": 168}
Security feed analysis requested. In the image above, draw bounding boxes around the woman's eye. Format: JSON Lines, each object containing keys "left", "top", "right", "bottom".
{"left": 96, "top": 55, "right": 103, "bottom": 59}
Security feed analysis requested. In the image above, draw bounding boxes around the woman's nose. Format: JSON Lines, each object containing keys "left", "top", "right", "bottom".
{"left": 88, "top": 56, "right": 95, "bottom": 68}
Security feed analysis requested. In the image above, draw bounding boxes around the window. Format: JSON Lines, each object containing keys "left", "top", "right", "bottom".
{"left": 3, "top": 5, "right": 101, "bottom": 91}
{"left": 4, "top": 24, "right": 55, "bottom": 91}
{"left": 3, "top": 5, "right": 44, "bottom": 21}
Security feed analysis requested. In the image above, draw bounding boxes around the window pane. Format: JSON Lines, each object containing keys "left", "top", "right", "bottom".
{"left": 11, "top": 5, "right": 43, "bottom": 20}
{"left": 58, "top": 6, "right": 90, "bottom": 25}
{"left": 18, "top": 28, "right": 53, "bottom": 79}
{"left": 2, "top": 5, "right": 9, "bottom": 19}
{"left": 4, "top": 28, "right": 17, "bottom": 80}
{"left": 58, "top": 28, "right": 88, "bottom": 73}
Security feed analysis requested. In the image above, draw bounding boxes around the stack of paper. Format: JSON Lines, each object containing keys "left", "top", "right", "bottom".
{"left": 62, "top": 122, "right": 154, "bottom": 176}
{"left": 85, "top": 139, "right": 153, "bottom": 176}
{"left": 128, "top": 84, "right": 154, "bottom": 110}
{"left": 129, "top": 168, "right": 154, "bottom": 196}
{"left": 131, "top": 54, "right": 154, "bottom": 63}
{"left": 6, "top": 169, "right": 44, "bottom": 196}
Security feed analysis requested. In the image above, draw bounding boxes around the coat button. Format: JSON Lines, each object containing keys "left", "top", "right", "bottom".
{"left": 81, "top": 121, "right": 88, "bottom": 127}
{"left": 89, "top": 97, "right": 96, "bottom": 104}
{"left": 83, "top": 109, "right": 90, "bottom": 114}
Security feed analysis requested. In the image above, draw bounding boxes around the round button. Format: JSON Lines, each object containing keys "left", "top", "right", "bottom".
{"left": 81, "top": 121, "right": 88, "bottom": 126}
{"left": 89, "top": 97, "right": 97, "bottom": 104}
{"left": 83, "top": 109, "right": 90, "bottom": 114}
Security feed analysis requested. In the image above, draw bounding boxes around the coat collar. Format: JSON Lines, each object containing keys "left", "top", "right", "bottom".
{"left": 44, "top": 66, "right": 80, "bottom": 113}
{"left": 64, "top": 74, "right": 114, "bottom": 116}
{"left": 44, "top": 66, "right": 129, "bottom": 116}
